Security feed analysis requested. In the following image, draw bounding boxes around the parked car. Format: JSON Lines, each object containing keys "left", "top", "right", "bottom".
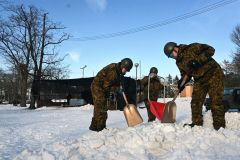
{"left": 204, "top": 87, "right": 240, "bottom": 112}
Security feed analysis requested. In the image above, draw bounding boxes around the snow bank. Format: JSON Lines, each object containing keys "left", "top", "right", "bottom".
{"left": 0, "top": 98, "right": 240, "bottom": 160}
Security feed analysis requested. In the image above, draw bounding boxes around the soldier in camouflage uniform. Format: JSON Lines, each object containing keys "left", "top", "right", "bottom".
{"left": 141, "top": 67, "right": 164, "bottom": 122}
{"left": 89, "top": 58, "right": 133, "bottom": 132}
{"left": 164, "top": 42, "right": 225, "bottom": 130}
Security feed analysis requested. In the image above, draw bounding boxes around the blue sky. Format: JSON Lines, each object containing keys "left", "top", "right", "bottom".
{"left": 6, "top": 0, "right": 240, "bottom": 79}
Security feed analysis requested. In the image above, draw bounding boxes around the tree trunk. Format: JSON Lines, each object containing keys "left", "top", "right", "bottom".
{"left": 20, "top": 74, "right": 28, "bottom": 107}
{"left": 18, "top": 64, "right": 28, "bottom": 107}
{"left": 29, "top": 94, "right": 36, "bottom": 109}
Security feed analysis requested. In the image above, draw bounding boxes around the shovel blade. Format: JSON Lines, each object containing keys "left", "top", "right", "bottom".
{"left": 161, "top": 101, "right": 177, "bottom": 123}
{"left": 123, "top": 104, "right": 143, "bottom": 127}
{"left": 149, "top": 101, "right": 165, "bottom": 120}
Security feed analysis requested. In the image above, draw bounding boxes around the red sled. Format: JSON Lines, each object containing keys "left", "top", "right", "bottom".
{"left": 149, "top": 101, "right": 165, "bottom": 120}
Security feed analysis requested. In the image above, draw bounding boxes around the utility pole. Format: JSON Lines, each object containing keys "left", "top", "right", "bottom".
{"left": 134, "top": 63, "right": 139, "bottom": 80}
{"left": 80, "top": 65, "right": 87, "bottom": 78}
{"left": 139, "top": 60, "right": 141, "bottom": 79}
{"left": 134, "top": 63, "right": 139, "bottom": 105}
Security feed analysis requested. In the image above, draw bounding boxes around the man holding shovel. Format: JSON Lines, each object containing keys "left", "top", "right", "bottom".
{"left": 89, "top": 58, "right": 133, "bottom": 132}
{"left": 141, "top": 67, "right": 164, "bottom": 122}
{"left": 164, "top": 42, "right": 225, "bottom": 130}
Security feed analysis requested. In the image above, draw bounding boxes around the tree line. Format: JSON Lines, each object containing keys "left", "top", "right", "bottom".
{"left": 222, "top": 24, "right": 240, "bottom": 87}
{"left": 0, "top": 2, "right": 69, "bottom": 108}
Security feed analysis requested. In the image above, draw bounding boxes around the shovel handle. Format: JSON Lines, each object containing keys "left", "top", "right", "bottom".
{"left": 122, "top": 91, "right": 129, "bottom": 106}
{"left": 172, "top": 90, "right": 179, "bottom": 102}
{"left": 172, "top": 74, "right": 190, "bottom": 102}
{"left": 147, "top": 74, "right": 151, "bottom": 101}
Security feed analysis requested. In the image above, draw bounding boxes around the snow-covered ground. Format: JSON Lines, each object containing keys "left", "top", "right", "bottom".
{"left": 0, "top": 97, "right": 240, "bottom": 160}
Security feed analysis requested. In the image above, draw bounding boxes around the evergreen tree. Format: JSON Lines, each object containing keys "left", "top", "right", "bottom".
{"left": 167, "top": 74, "right": 173, "bottom": 84}
{"left": 173, "top": 75, "right": 179, "bottom": 85}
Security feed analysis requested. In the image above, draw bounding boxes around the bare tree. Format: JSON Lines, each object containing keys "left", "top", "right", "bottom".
{"left": 0, "top": 68, "right": 20, "bottom": 104}
{"left": 222, "top": 24, "right": 240, "bottom": 87}
{"left": 0, "top": 7, "right": 29, "bottom": 107}
{"left": 222, "top": 60, "right": 234, "bottom": 75}
{"left": 0, "top": 68, "right": 4, "bottom": 103}
{"left": 0, "top": 4, "right": 70, "bottom": 108}
{"left": 41, "top": 53, "right": 70, "bottom": 80}
{"left": 231, "top": 24, "right": 240, "bottom": 75}
{"left": 30, "top": 12, "right": 70, "bottom": 80}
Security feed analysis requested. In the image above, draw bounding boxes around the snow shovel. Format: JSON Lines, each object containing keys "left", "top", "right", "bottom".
{"left": 148, "top": 75, "right": 165, "bottom": 120}
{"left": 122, "top": 89, "right": 143, "bottom": 127}
{"left": 161, "top": 74, "right": 190, "bottom": 123}
{"left": 161, "top": 92, "right": 178, "bottom": 123}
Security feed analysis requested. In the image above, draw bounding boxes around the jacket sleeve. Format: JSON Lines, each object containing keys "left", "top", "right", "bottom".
{"left": 159, "top": 83, "right": 164, "bottom": 91}
{"left": 100, "top": 64, "right": 116, "bottom": 90}
{"left": 158, "top": 79, "right": 164, "bottom": 90}
{"left": 196, "top": 43, "right": 215, "bottom": 65}
{"left": 140, "top": 76, "right": 148, "bottom": 88}
{"left": 177, "top": 66, "right": 186, "bottom": 77}
{"left": 141, "top": 76, "right": 148, "bottom": 86}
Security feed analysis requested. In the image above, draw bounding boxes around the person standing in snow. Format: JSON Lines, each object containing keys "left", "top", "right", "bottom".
{"left": 141, "top": 67, "right": 164, "bottom": 122}
{"left": 163, "top": 42, "right": 225, "bottom": 130}
{"left": 89, "top": 58, "right": 133, "bottom": 132}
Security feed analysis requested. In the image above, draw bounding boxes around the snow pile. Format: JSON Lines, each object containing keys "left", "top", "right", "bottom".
{"left": 14, "top": 116, "right": 240, "bottom": 160}
{"left": 79, "top": 104, "right": 94, "bottom": 110}
{"left": 0, "top": 98, "right": 240, "bottom": 160}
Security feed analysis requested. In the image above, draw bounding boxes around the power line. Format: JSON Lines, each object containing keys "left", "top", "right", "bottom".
{"left": 71, "top": 0, "right": 239, "bottom": 41}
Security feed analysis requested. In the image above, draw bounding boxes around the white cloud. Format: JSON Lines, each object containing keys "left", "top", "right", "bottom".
{"left": 86, "top": 0, "right": 107, "bottom": 12}
{"left": 69, "top": 51, "right": 80, "bottom": 62}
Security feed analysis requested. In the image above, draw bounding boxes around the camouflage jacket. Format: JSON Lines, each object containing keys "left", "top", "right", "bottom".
{"left": 176, "top": 43, "right": 223, "bottom": 81}
{"left": 92, "top": 63, "right": 122, "bottom": 93}
{"left": 141, "top": 76, "right": 163, "bottom": 100}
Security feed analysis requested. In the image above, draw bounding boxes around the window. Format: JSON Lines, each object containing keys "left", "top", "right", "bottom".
{"left": 223, "top": 89, "right": 233, "bottom": 95}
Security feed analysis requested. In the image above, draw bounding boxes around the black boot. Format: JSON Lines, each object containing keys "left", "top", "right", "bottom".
{"left": 89, "top": 117, "right": 106, "bottom": 132}
{"left": 183, "top": 123, "right": 196, "bottom": 128}
{"left": 89, "top": 122, "right": 99, "bottom": 131}
{"left": 89, "top": 125, "right": 105, "bottom": 132}
{"left": 213, "top": 123, "right": 225, "bottom": 130}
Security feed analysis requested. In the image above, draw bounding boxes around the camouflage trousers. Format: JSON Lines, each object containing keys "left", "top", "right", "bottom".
{"left": 144, "top": 99, "right": 156, "bottom": 122}
{"left": 89, "top": 86, "right": 108, "bottom": 132}
{"left": 191, "top": 68, "right": 225, "bottom": 130}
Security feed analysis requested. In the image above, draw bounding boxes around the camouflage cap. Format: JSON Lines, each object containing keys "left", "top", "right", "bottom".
{"left": 164, "top": 42, "right": 177, "bottom": 57}
{"left": 120, "top": 58, "right": 133, "bottom": 71}
{"left": 150, "top": 67, "right": 158, "bottom": 74}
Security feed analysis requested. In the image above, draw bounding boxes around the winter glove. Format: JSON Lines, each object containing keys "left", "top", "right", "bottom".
{"left": 149, "top": 73, "right": 156, "bottom": 78}
{"left": 178, "top": 73, "right": 192, "bottom": 92}
{"left": 118, "top": 85, "right": 125, "bottom": 94}
{"left": 187, "top": 60, "right": 202, "bottom": 70}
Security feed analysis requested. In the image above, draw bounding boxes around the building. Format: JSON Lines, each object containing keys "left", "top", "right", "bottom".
{"left": 180, "top": 84, "right": 193, "bottom": 97}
